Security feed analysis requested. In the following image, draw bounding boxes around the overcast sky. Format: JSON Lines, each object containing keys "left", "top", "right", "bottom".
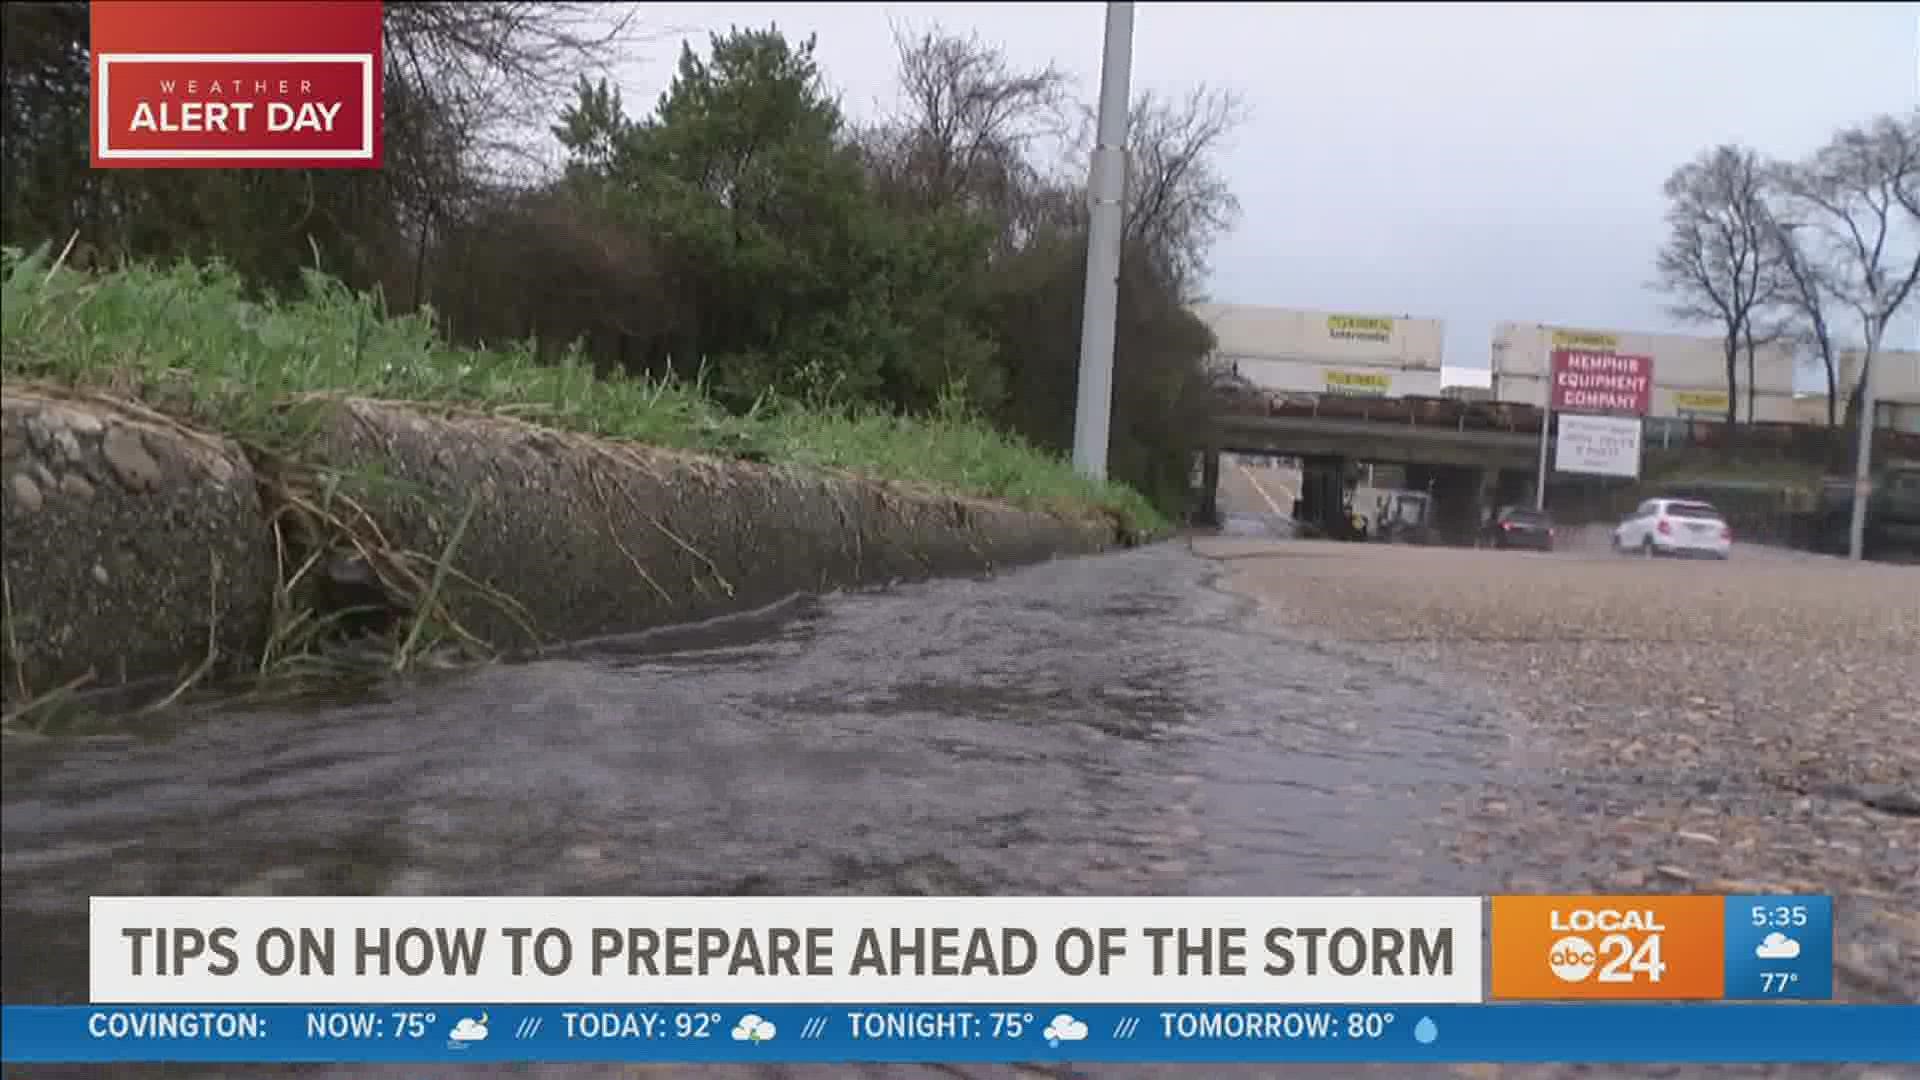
{"left": 603, "top": 3, "right": 1919, "bottom": 383}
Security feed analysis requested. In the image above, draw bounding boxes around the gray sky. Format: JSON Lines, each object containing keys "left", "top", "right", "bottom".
{"left": 607, "top": 2, "right": 1920, "bottom": 383}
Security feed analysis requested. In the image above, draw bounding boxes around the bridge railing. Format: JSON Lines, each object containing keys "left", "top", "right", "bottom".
{"left": 1212, "top": 387, "right": 1920, "bottom": 462}
{"left": 1211, "top": 387, "right": 1547, "bottom": 434}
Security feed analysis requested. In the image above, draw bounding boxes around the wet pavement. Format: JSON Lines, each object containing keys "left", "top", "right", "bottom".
{"left": 2, "top": 532, "right": 1906, "bottom": 1079}
{"left": 4, "top": 542, "right": 1511, "bottom": 1076}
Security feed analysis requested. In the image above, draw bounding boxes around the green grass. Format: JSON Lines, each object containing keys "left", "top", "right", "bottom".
{"left": 1644, "top": 454, "right": 1827, "bottom": 493}
{"left": 0, "top": 243, "right": 1164, "bottom": 533}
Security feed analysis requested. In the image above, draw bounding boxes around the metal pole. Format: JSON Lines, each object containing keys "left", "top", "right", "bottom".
{"left": 1848, "top": 327, "right": 1879, "bottom": 561}
{"left": 1534, "top": 402, "right": 1552, "bottom": 511}
{"left": 1070, "top": 1, "right": 1135, "bottom": 482}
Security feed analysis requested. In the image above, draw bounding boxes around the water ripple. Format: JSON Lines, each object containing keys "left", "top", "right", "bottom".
{"left": 5, "top": 544, "right": 1495, "bottom": 1017}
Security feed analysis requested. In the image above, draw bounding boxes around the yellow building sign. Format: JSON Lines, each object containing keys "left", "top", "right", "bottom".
{"left": 1551, "top": 329, "right": 1621, "bottom": 351}
{"left": 1325, "top": 370, "right": 1392, "bottom": 395}
{"left": 1673, "top": 390, "right": 1729, "bottom": 414}
{"left": 1327, "top": 315, "right": 1394, "bottom": 343}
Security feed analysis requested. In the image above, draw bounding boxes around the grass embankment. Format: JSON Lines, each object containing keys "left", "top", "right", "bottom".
{"left": 1, "top": 244, "right": 1162, "bottom": 722}
{"left": 1, "top": 246, "right": 1162, "bottom": 531}
{"left": 1645, "top": 455, "right": 1827, "bottom": 491}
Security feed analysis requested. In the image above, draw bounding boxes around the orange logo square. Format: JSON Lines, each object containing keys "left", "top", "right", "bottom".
{"left": 1491, "top": 895, "right": 1724, "bottom": 1000}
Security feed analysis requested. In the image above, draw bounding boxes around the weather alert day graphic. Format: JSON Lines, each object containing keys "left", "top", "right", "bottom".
{"left": 89, "top": 0, "right": 383, "bottom": 168}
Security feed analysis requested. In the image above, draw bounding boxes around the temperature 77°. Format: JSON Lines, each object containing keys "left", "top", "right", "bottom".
{"left": 1760, "top": 972, "right": 1799, "bottom": 994}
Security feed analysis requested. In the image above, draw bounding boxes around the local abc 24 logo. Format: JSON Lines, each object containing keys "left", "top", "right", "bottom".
{"left": 1546, "top": 907, "right": 1668, "bottom": 984}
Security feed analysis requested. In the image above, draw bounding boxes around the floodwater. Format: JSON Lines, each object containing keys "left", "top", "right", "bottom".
{"left": 0, "top": 541, "right": 1861, "bottom": 1079}
{"left": 2, "top": 542, "right": 1509, "bottom": 1077}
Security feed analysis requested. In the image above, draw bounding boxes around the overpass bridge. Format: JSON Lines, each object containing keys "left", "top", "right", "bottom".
{"left": 1214, "top": 411, "right": 1539, "bottom": 471}
{"left": 1201, "top": 388, "right": 1549, "bottom": 542}
{"left": 1198, "top": 385, "right": 1920, "bottom": 541}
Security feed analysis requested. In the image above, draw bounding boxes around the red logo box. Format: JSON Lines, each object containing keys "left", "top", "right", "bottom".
{"left": 1549, "top": 349, "right": 1654, "bottom": 416}
{"left": 91, "top": 0, "right": 383, "bottom": 169}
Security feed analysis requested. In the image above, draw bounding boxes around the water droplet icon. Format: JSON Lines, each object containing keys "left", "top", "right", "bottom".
{"left": 1413, "top": 1017, "right": 1439, "bottom": 1045}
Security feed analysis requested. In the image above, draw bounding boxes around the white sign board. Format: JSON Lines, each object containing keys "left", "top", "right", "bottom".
{"left": 1555, "top": 414, "right": 1642, "bottom": 478}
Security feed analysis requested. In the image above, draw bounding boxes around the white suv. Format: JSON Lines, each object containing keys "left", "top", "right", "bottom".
{"left": 1612, "top": 498, "right": 1732, "bottom": 559}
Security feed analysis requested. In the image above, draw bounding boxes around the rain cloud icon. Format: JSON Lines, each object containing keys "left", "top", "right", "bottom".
{"left": 1043, "top": 1014, "right": 1088, "bottom": 1047}
{"left": 1755, "top": 932, "right": 1801, "bottom": 960}
{"left": 731, "top": 1014, "right": 777, "bottom": 1043}
{"left": 447, "top": 1014, "right": 489, "bottom": 1048}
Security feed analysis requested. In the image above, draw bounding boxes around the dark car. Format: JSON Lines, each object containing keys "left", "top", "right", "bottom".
{"left": 1484, "top": 506, "right": 1555, "bottom": 551}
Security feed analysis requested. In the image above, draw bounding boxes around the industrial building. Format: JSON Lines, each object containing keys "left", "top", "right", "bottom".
{"left": 1488, "top": 322, "right": 1799, "bottom": 422}
{"left": 1192, "top": 303, "right": 1445, "bottom": 399}
{"left": 1838, "top": 348, "right": 1920, "bottom": 434}
{"left": 1191, "top": 303, "right": 1919, "bottom": 545}
{"left": 1194, "top": 305, "right": 1914, "bottom": 434}
{"left": 1781, "top": 350, "right": 1920, "bottom": 433}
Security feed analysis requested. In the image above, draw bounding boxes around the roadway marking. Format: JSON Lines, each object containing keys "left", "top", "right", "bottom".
{"left": 1238, "top": 465, "right": 1293, "bottom": 516}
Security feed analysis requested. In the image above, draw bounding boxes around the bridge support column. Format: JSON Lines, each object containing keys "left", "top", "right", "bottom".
{"left": 1429, "top": 466, "right": 1482, "bottom": 546}
{"left": 1296, "top": 455, "right": 1353, "bottom": 538}
{"left": 1199, "top": 449, "right": 1221, "bottom": 526}
{"left": 1474, "top": 467, "right": 1499, "bottom": 540}
{"left": 1495, "top": 469, "right": 1531, "bottom": 512}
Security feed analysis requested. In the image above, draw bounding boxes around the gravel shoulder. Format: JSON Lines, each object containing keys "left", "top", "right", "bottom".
{"left": 1199, "top": 536, "right": 1919, "bottom": 1016}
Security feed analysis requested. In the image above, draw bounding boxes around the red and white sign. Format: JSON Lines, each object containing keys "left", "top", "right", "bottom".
{"left": 1550, "top": 350, "right": 1653, "bottom": 415}
{"left": 91, "top": 1, "right": 383, "bottom": 169}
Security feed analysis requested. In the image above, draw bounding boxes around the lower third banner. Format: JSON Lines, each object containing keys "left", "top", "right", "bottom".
{"left": 3, "top": 1004, "right": 1915, "bottom": 1064}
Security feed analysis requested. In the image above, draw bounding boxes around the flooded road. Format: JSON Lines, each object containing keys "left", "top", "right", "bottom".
{"left": 3, "top": 546, "right": 1498, "bottom": 1047}
{"left": 4, "top": 539, "right": 1902, "bottom": 1080}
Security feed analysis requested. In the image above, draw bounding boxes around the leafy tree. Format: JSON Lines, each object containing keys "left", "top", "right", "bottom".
{"left": 553, "top": 27, "right": 1004, "bottom": 413}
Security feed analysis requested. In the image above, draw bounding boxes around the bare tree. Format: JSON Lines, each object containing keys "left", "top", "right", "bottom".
{"left": 867, "top": 21, "right": 1072, "bottom": 237}
{"left": 1118, "top": 86, "right": 1248, "bottom": 299}
{"left": 385, "top": 3, "right": 643, "bottom": 180}
{"left": 1772, "top": 111, "right": 1920, "bottom": 432}
{"left": 1652, "top": 145, "right": 1775, "bottom": 426}
{"left": 1741, "top": 311, "right": 1795, "bottom": 425}
{"left": 380, "top": 3, "right": 649, "bottom": 306}
{"left": 1761, "top": 204, "right": 1841, "bottom": 426}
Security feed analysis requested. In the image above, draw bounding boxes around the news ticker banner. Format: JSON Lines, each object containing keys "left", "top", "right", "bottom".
{"left": 89, "top": 895, "right": 1832, "bottom": 1005}
{"left": 91, "top": 0, "right": 384, "bottom": 168}
{"left": 4, "top": 1004, "right": 1915, "bottom": 1065}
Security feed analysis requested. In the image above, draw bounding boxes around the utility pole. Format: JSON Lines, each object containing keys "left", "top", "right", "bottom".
{"left": 1070, "top": 2, "right": 1135, "bottom": 483}
{"left": 1848, "top": 324, "right": 1880, "bottom": 562}
{"left": 1771, "top": 217, "right": 1871, "bottom": 560}
{"left": 1533, "top": 399, "right": 1552, "bottom": 512}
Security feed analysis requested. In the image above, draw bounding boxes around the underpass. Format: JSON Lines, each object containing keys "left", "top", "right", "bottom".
{"left": 1201, "top": 410, "right": 1540, "bottom": 547}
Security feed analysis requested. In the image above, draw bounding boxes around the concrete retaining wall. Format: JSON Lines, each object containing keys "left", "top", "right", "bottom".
{"left": 1, "top": 388, "right": 277, "bottom": 700}
{"left": 1, "top": 390, "right": 1120, "bottom": 704}
{"left": 310, "top": 399, "right": 1117, "bottom": 652}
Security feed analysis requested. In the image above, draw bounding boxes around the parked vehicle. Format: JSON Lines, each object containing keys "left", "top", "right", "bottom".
{"left": 1815, "top": 460, "right": 1920, "bottom": 557}
{"left": 1373, "top": 490, "right": 1440, "bottom": 545}
{"left": 1612, "top": 498, "right": 1732, "bottom": 559}
{"left": 1483, "top": 506, "right": 1556, "bottom": 551}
